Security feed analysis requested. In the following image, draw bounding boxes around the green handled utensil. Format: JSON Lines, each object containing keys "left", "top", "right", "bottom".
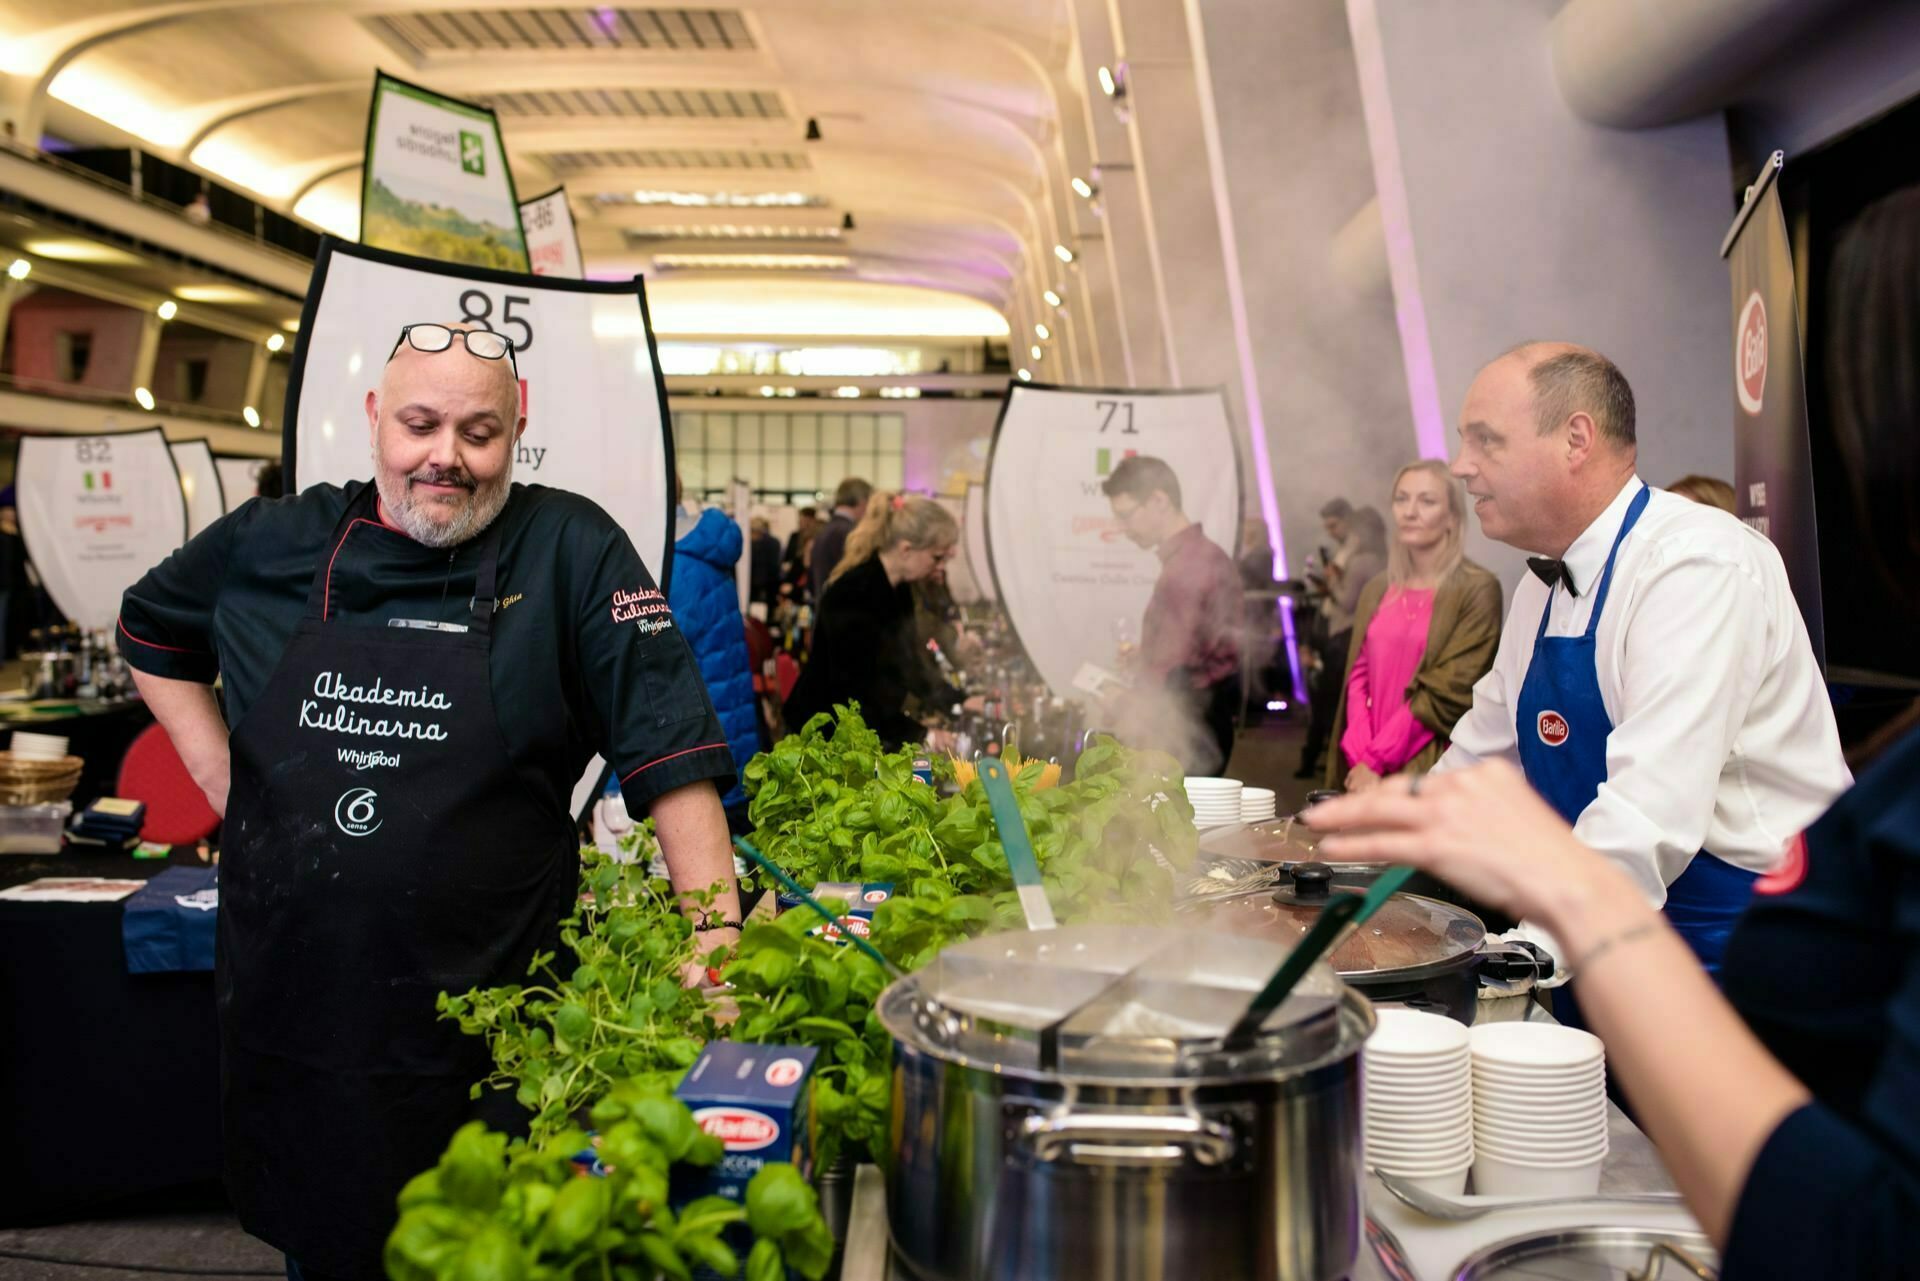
{"left": 732, "top": 836, "right": 902, "bottom": 977}
{"left": 976, "top": 755, "right": 1057, "bottom": 931}
{"left": 1222, "top": 864, "right": 1416, "bottom": 1048}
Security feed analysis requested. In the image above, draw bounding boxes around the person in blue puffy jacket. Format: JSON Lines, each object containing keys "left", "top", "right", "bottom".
{"left": 667, "top": 481, "right": 759, "bottom": 817}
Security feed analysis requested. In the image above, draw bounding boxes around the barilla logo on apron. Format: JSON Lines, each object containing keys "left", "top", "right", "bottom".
{"left": 334, "top": 786, "right": 383, "bottom": 837}
{"left": 1536, "top": 711, "right": 1571, "bottom": 747}
{"left": 693, "top": 1107, "right": 779, "bottom": 1151}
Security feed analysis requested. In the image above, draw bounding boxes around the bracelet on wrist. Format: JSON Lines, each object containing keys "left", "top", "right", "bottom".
{"left": 1570, "top": 920, "right": 1660, "bottom": 974}
{"left": 695, "top": 920, "right": 744, "bottom": 932}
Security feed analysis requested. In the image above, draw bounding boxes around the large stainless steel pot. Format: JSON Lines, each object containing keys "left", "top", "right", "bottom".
{"left": 878, "top": 923, "right": 1373, "bottom": 1281}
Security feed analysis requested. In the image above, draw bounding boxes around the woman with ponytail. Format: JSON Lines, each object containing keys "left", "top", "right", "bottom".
{"left": 785, "top": 493, "right": 960, "bottom": 746}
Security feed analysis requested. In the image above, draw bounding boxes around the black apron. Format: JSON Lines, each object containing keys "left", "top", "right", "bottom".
{"left": 219, "top": 486, "right": 575, "bottom": 1277}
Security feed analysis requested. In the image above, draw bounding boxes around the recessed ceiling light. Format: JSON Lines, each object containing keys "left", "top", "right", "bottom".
{"left": 652, "top": 253, "right": 851, "bottom": 271}
{"left": 1016, "top": 368, "right": 1032, "bottom": 382}
{"left": 1034, "top": 323, "right": 1050, "bottom": 340}
{"left": 1030, "top": 345, "right": 1043, "bottom": 361}
{"left": 23, "top": 238, "right": 141, "bottom": 265}
{"left": 155, "top": 300, "right": 178, "bottom": 320}
{"left": 1042, "top": 289, "right": 1061, "bottom": 307}
{"left": 265, "top": 333, "right": 286, "bottom": 353}
{"left": 1053, "top": 244, "right": 1075, "bottom": 264}
{"left": 1071, "top": 177, "right": 1093, "bottom": 199}
{"left": 134, "top": 387, "right": 156, "bottom": 411}
{"left": 242, "top": 406, "right": 261, "bottom": 428}
{"left": 6, "top": 259, "right": 28, "bottom": 281}
{"left": 174, "top": 284, "right": 262, "bottom": 304}
{"left": 1097, "top": 66, "right": 1116, "bottom": 96}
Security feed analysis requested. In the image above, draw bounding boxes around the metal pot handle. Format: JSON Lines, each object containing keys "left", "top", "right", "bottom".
{"left": 1477, "top": 939, "right": 1554, "bottom": 996}
{"left": 1018, "top": 1110, "right": 1236, "bottom": 1168}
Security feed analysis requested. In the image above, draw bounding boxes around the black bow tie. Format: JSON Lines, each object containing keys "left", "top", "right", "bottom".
{"left": 1527, "top": 558, "right": 1580, "bottom": 596}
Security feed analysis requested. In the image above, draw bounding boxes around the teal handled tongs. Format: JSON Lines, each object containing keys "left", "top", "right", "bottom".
{"left": 1221, "top": 864, "right": 1416, "bottom": 1048}
{"left": 976, "top": 755, "right": 1056, "bottom": 930}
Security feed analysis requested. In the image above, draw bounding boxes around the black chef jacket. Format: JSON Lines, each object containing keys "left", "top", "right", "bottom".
{"left": 118, "top": 480, "right": 735, "bottom": 818}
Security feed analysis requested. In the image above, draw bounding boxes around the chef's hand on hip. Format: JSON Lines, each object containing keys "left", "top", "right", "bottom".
{"left": 203, "top": 769, "right": 229, "bottom": 819}
{"left": 1304, "top": 760, "right": 1618, "bottom": 926}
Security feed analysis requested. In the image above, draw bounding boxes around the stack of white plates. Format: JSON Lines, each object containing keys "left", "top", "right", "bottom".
{"left": 9, "top": 731, "right": 70, "bottom": 761}
{"left": 1470, "top": 1022, "right": 1609, "bottom": 1196}
{"left": 1363, "top": 1007, "right": 1474, "bottom": 1195}
{"left": 1239, "top": 787, "right": 1277, "bottom": 823}
{"left": 1184, "top": 777, "right": 1244, "bottom": 828}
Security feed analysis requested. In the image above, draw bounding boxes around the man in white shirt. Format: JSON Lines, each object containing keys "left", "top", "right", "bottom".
{"left": 1436, "top": 342, "right": 1849, "bottom": 999}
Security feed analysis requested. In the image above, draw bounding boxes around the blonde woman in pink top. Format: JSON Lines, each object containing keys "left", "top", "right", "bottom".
{"left": 1326, "top": 460, "right": 1503, "bottom": 792}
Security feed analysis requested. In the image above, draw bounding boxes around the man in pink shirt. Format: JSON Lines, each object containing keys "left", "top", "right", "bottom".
{"left": 1104, "top": 455, "right": 1242, "bottom": 772}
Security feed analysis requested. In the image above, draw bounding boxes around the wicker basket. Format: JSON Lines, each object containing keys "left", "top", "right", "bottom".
{"left": 0, "top": 752, "right": 85, "bottom": 806}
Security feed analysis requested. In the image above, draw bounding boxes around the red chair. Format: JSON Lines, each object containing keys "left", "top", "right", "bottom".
{"left": 115, "top": 722, "right": 221, "bottom": 846}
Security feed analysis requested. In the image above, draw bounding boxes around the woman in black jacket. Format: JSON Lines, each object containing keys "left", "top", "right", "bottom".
{"left": 784, "top": 493, "right": 959, "bottom": 748}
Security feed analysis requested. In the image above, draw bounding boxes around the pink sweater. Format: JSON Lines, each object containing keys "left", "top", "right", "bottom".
{"left": 1339, "top": 585, "right": 1436, "bottom": 775}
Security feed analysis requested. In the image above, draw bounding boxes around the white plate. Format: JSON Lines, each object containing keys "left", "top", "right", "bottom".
{"left": 1370, "top": 1008, "right": 1471, "bottom": 1055}
{"left": 1469, "top": 1022, "right": 1604, "bottom": 1068}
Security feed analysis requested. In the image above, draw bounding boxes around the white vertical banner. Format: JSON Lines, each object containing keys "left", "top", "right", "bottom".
{"left": 985, "top": 384, "right": 1242, "bottom": 698}
{"left": 283, "top": 237, "right": 678, "bottom": 588}
{"left": 519, "top": 187, "right": 585, "bottom": 280}
{"left": 168, "top": 439, "right": 227, "bottom": 537}
{"left": 935, "top": 493, "right": 982, "bottom": 604}
{"left": 16, "top": 428, "right": 187, "bottom": 630}
{"left": 360, "top": 71, "right": 528, "bottom": 272}
{"left": 963, "top": 481, "right": 996, "bottom": 602}
{"left": 730, "top": 476, "right": 753, "bottom": 613}
{"left": 215, "top": 456, "right": 265, "bottom": 508}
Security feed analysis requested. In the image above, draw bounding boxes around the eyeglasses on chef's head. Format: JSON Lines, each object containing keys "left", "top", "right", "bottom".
{"left": 388, "top": 323, "right": 519, "bottom": 375}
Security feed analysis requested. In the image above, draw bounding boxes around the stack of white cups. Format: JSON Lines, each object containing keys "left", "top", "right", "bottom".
{"left": 1470, "top": 1023, "right": 1610, "bottom": 1196}
{"left": 1184, "top": 777, "right": 1244, "bottom": 828}
{"left": 1362, "top": 1008, "right": 1474, "bottom": 1194}
{"left": 1239, "top": 787, "right": 1277, "bottom": 823}
{"left": 9, "top": 731, "right": 70, "bottom": 761}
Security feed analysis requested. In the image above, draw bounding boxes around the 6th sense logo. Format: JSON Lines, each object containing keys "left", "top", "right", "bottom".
{"left": 335, "top": 787, "right": 382, "bottom": 837}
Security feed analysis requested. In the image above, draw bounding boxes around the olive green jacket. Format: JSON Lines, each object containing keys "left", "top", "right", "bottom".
{"left": 1324, "top": 562, "right": 1504, "bottom": 788}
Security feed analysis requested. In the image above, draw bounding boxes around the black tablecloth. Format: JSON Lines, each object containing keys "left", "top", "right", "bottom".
{"left": 0, "top": 845, "right": 222, "bottom": 1224}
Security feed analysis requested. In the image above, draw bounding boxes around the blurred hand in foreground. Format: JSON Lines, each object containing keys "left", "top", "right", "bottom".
{"left": 1304, "top": 759, "right": 1612, "bottom": 927}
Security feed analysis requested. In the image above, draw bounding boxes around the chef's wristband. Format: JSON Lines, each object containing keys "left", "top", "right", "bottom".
{"left": 695, "top": 920, "right": 744, "bottom": 932}
{"left": 1570, "top": 920, "right": 1660, "bottom": 975}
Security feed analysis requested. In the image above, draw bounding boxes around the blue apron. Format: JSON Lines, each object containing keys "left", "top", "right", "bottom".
{"left": 1514, "top": 486, "right": 1758, "bottom": 1024}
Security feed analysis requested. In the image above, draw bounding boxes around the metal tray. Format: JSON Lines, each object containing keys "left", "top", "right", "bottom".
{"left": 1451, "top": 1226, "right": 1718, "bottom": 1280}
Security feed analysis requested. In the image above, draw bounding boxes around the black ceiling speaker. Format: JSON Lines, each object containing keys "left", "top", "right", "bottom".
{"left": 842, "top": 212, "right": 855, "bottom": 231}
{"left": 805, "top": 118, "right": 822, "bottom": 142}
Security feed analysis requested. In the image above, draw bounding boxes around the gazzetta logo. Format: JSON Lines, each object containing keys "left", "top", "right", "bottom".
{"left": 334, "top": 787, "right": 382, "bottom": 837}
{"left": 1736, "top": 291, "right": 1767, "bottom": 416}
{"left": 1536, "top": 711, "right": 1570, "bottom": 748}
{"left": 692, "top": 1107, "right": 779, "bottom": 1152}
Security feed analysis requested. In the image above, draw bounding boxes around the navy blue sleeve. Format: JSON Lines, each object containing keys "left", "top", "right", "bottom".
{"left": 1725, "top": 1103, "right": 1920, "bottom": 1279}
{"left": 116, "top": 504, "right": 243, "bottom": 683}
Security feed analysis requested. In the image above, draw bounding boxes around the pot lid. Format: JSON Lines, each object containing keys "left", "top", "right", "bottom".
{"left": 879, "top": 922, "right": 1363, "bottom": 1081}
{"left": 1251, "top": 863, "right": 1485, "bottom": 976}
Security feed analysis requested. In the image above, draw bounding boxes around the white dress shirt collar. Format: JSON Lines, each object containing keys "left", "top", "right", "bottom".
{"left": 1559, "top": 476, "right": 1644, "bottom": 598}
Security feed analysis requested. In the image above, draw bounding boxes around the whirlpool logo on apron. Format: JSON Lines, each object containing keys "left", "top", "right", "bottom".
{"left": 1536, "top": 710, "right": 1571, "bottom": 747}
{"left": 334, "top": 787, "right": 383, "bottom": 837}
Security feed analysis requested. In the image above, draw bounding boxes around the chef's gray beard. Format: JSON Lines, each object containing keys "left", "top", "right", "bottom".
{"left": 373, "top": 456, "right": 514, "bottom": 549}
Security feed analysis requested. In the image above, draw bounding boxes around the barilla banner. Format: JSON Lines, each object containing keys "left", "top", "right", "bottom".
{"left": 281, "top": 237, "right": 678, "bottom": 590}
{"left": 360, "top": 71, "right": 528, "bottom": 273}
{"left": 519, "top": 186, "right": 585, "bottom": 280}
{"left": 1721, "top": 150, "right": 1824, "bottom": 667}
{"left": 168, "top": 439, "right": 227, "bottom": 538}
{"left": 962, "top": 481, "right": 996, "bottom": 602}
{"left": 984, "top": 383, "right": 1242, "bottom": 699}
{"left": 16, "top": 428, "right": 187, "bottom": 630}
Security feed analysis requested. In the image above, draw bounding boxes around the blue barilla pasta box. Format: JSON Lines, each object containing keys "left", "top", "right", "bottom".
{"left": 672, "top": 1041, "right": 819, "bottom": 1206}
{"left": 778, "top": 883, "right": 893, "bottom": 946}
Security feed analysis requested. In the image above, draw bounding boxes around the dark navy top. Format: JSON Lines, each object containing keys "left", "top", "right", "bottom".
{"left": 1721, "top": 722, "right": 1920, "bottom": 1278}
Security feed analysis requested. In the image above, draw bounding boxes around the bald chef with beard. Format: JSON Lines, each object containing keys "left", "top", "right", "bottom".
{"left": 117, "top": 322, "right": 743, "bottom": 1280}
